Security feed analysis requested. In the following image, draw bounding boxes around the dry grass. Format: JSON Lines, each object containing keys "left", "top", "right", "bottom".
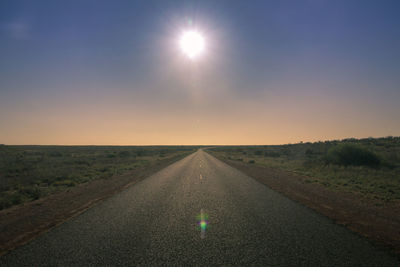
{"left": 208, "top": 137, "right": 400, "bottom": 201}
{"left": 0, "top": 146, "right": 197, "bottom": 209}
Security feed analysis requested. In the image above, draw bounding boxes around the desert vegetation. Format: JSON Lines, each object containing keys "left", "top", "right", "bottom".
{"left": 208, "top": 137, "right": 400, "bottom": 201}
{"left": 0, "top": 146, "right": 197, "bottom": 210}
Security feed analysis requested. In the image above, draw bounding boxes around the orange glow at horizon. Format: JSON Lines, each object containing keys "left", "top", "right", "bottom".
{"left": 1, "top": 88, "right": 398, "bottom": 145}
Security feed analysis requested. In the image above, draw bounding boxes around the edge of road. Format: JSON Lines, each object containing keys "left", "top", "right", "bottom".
{"left": 0, "top": 151, "right": 195, "bottom": 257}
{"left": 205, "top": 149, "right": 400, "bottom": 259}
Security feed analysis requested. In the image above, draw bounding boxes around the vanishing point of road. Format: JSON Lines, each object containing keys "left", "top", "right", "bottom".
{"left": 1, "top": 150, "right": 398, "bottom": 266}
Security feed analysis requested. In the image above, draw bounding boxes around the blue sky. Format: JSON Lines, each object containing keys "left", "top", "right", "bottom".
{"left": 1, "top": 0, "right": 399, "bottom": 144}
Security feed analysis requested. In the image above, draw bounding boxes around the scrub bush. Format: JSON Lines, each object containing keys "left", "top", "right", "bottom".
{"left": 327, "top": 144, "right": 381, "bottom": 167}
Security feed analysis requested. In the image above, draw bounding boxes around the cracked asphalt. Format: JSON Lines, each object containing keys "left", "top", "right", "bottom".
{"left": 1, "top": 150, "right": 398, "bottom": 266}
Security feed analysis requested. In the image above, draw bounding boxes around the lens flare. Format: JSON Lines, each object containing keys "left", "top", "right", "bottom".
{"left": 199, "top": 219, "right": 208, "bottom": 230}
{"left": 196, "top": 209, "right": 209, "bottom": 239}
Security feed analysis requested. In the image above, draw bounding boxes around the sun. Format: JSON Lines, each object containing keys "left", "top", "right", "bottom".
{"left": 179, "top": 30, "right": 205, "bottom": 59}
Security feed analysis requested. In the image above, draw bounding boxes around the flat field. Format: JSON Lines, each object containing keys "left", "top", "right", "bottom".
{"left": 0, "top": 145, "right": 197, "bottom": 210}
{"left": 208, "top": 137, "right": 400, "bottom": 201}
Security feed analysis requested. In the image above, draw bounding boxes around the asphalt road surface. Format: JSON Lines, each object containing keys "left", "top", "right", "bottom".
{"left": 1, "top": 150, "right": 398, "bottom": 266}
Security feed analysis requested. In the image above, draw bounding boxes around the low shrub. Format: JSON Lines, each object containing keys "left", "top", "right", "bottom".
{"left": 49, "top": 151, "right": 63, "bottom": 157}
{"left": 264, "top": 151, "right": 280, "bottom": 157}
{"left": 326, "top": 144, "right": 381, "bottom": 167}
{"left": 19, "top": 186, "right": 42, "bottom": 200}
{"left": 10, "top": 193, "right": 23, "bottom": 205}
{"left": 0, "top": 194, "right": 21, "bottom": 210}
{"left": 119, "top": 151, "right": 130, "bottom": 158}
{"left": 305, "top": 149, "right": 314, "bottom": 156}
{"left": 52, "top": 180, "right": 76, "bottom": 187}
{"left": 254, "top": 150, "right": 263, "bottom": 156}
{"left": 0, "top": 197, "right": 12, "bottom": 210}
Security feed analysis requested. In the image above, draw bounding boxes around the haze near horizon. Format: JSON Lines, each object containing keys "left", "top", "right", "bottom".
{"left": 1, "top": 0, "right": 399, "bottom": 145}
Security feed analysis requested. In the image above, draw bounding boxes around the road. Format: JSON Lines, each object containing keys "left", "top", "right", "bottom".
{"left": 1, "top": 150, "right": 398, "bottom": 266}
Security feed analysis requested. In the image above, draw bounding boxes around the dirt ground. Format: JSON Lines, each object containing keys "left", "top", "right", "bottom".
{"left": 215, "top": 156, "right": 400, "bottom": 256}
{"left": 0, "top": 154, "right": 188, "bottom": 256}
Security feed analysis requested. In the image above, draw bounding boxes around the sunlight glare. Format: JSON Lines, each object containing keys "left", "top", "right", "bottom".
{"left": 179, "top": 30, "right": 205, "bottom": 59}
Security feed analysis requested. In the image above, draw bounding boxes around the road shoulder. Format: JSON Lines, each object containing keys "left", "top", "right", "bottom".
{"left": 209, "top": 153, "right": 400, "bottom": 256}
{"left": 0, "top": 153, "right": 192, "bottom": 256}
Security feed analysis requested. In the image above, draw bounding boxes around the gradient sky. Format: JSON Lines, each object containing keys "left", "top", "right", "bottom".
{"left": 1, "top": 0, "right": 399, "bottom": 145}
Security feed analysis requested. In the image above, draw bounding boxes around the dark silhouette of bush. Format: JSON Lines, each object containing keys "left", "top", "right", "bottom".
{"left": 136, "top": 150, "right": 145, "bottom": 157}
{"left": 305, "top": 149, "right": 314, "bottom": 157}
{"left": 264, "top": 151, "right": 280, "bottom": 157}
{"left": 49, "top": 151, "right": 63, "bottom": 157}
{"left": 19, "top": 186, "right": 42, "bottom": 200}
{"left": 118, "top": 151, "right": 130, "bottom": 158}
{"left": 254, "top": 150, "right": 263, "bottom": 156}
{"left": 326, "top": 144, "right": 381, "bottom": 167}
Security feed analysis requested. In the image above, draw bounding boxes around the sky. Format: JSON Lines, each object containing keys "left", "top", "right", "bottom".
{"left": 0, "top": 0, "right": 399, "bottom": 145}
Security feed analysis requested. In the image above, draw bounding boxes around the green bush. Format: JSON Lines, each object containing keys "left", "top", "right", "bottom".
{"left": 326, "top": 144, "right": 381, "bottom": 167}
{"left": 248, "top": 160, "right": 255, "bottom": 164}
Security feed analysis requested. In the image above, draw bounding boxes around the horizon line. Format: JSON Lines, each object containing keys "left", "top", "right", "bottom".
{"left": 1, "top": 136, "right": 398, "bottom": 147}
